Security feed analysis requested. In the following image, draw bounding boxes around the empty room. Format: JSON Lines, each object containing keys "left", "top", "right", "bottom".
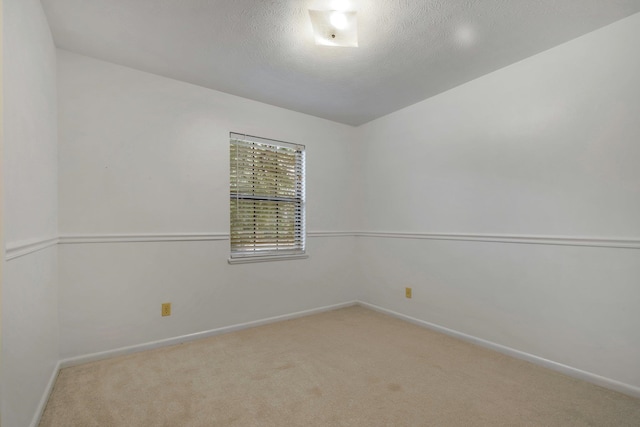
{"left": 2, "top": 0, "right": 640, "bottom": 426}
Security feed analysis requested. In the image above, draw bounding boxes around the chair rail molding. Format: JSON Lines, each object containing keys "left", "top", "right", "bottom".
{"left": 7, "top": 231, "right": 639, "bottom": 261}
{"left": 58, "top": 233, "right": 229, "bottom": 244}
{"left": 356, "top": 231, "right": 640, "bottom": 250}
{"left": 5, "top": 237, "right": 59, "bottom": 261}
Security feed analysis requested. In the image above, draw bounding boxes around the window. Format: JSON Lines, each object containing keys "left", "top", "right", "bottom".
{"left": 229, "top": 133, "right": 306, "bottom": 263}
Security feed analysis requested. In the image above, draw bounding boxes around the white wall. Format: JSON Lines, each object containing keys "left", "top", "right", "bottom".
{"left": 357, "top": 13, "right": 640, "bottom": 390}
{"left": 21, "top": 11, "right": 638, "bottom": 427}
{"left": 57, "top": 50, "right": 359, "bottom": 359}
{"left": 2, "top": 0, "right": 59, "bottom": 426}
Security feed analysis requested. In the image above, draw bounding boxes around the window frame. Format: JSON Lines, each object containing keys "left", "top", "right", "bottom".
{"left": 228, "top": 132, "right": 307, "bottom": 264}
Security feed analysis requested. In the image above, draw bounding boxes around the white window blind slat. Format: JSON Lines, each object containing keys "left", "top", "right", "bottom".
{"left": 230, "top": 133, "right": 306, "bottom": 258}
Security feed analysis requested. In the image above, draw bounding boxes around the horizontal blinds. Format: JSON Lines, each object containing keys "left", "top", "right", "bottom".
{"left": 230, "top": 134, "right": 305, "bottom": 257}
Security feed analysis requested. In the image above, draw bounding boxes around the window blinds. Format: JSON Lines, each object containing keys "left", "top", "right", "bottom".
{"left": 230, "top": 133, "right": 306, "bottom": 258}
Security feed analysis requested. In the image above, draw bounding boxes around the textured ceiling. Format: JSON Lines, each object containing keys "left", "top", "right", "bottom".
{"left": 42, "top": 0, "right": 640, "bottom": 126}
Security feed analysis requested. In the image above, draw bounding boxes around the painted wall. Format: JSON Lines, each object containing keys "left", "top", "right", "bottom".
{"left": 57, "top": 50, "right": 359, "bottom": 359}
{"left": 0, "top": 0, "right": 4, "bottom": 420}
{"left": 2, "top": 0, "right": 59, "bottom": 426}
{"left": 357, "top": 13, "right": 640, "bottom": 389}
{"left": 26, "top": 11, "right": 640, "bottom": 427}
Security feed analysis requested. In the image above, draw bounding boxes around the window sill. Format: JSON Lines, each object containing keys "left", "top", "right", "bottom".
{"left": 227, "top": 254, "right": 309, "bottom": 264}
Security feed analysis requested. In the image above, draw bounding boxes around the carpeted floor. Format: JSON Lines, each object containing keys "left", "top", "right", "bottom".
{"left": 40, "top": 306, "right": 640, "bottom": 426}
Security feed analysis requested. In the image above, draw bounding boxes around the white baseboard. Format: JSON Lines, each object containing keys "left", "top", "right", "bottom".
{"left": 60, "top": 301, "right": 358, "bottom": 369}
{"left": 34, "top": 301, "right": 355, "bottom": 426}
{"left": 40, "top": 298, "right": 639, "bottom": 427}
{"left": 358, "top": 301, "right": 640, "bottom": 399}
{"left": 30, "top": 360, "right": 61, "bottom": 427}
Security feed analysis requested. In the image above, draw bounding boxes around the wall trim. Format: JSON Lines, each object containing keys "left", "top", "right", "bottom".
{"left": 8, "top": 231, "right": 637, "bottom": 260}
{"left": 3, "top": 232, "right": 355, "bottom": 260}
{"left": 59, "top": 301, "right": 358, "bottom": 369}
{"left": 39, "top": 298, "right": 638, "bottom": 427}
{"left": 30, "top": 360, "right": 61, "bottom": 427}
{"left": 358, "top": 301, "right": 640, "bottom": 399}
{"left": 56, "top": 231, "right": 355, "bottom": 245}
{"left": 12, "top": 232, "right": 640, "bottom": 250}
{"left": 58, "top": 233, "right": 229, "bottom": 244}
{"left": 5, "top": 237, "right": 59, "bottom": 261}
{"left": 307, "top": 231, "right": 356, "bottom": 238}
{"left": 357, "top": 231, "right": 640, "bottom": 249}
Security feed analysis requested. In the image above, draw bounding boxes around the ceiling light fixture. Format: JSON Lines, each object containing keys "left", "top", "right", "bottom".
{"left": 309, "top": 9, "right": 358, "bottom": 47}
{"left": 330, "top": 11, "right": 348, "bottom": 30}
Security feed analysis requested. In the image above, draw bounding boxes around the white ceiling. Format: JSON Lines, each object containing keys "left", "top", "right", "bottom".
{"left": 42, "top": 0, "right": 640, "bottom": 126}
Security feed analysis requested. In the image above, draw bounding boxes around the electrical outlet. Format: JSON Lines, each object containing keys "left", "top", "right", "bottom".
{"left": 405, "top": 287, "right": 412, "bottom": 298}
{"left": 161, "top": 302, "right": 171, "bottom": 317}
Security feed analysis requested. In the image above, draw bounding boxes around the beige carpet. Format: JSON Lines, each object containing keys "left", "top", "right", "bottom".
{"left": 40, "top": 306, "right": 640, "bottom": 426}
